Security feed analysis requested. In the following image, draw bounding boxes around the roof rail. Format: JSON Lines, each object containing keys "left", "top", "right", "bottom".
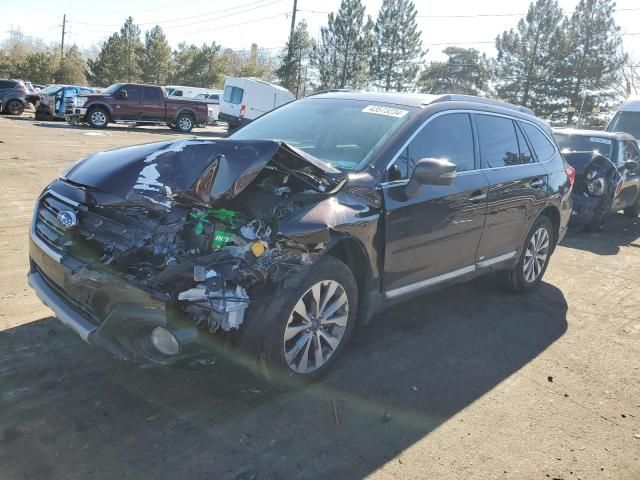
{"left": 307, "top": 88, "right": 356, "bottom": 97}
{"left": 429, "top": 94, "right": 535, "bottom": 116}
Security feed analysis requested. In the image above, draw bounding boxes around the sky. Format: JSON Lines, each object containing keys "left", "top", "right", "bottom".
{"left": 2, "top": 0, "right": 640, "bottom": 61}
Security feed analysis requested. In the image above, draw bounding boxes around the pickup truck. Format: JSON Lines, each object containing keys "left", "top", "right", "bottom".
{"left": 67, "top": 83, "right": 212, "bottom": 132}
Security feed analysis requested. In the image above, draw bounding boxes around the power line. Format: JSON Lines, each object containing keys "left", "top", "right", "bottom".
{"left": 298, "top": 7, "right": 640, "bottom": 18}
{"left": 67, "top": 0, "right": 283, "bottom": 29}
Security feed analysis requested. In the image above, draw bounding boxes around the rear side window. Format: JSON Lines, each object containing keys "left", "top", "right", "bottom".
{"left": 143, "top": 87, "right": 163, "bottom": 101}
{"left": 521, "top": 122, "right": 555, "bottom": 162}
{"left": 224, "top": 86, "right": 244, "bottom": 105}
{"left": 515, "top": 124, "right": 535, "bottom": 164}
{"left": 476, "top": 114, "right": 521, "bottom": 168}
{"left": 0, "top": 80, "right": 16, "bottom": 88}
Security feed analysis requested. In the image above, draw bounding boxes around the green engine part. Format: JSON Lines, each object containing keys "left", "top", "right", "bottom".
{"left": 190, "top": 208, "right": 241, "bottom": 248}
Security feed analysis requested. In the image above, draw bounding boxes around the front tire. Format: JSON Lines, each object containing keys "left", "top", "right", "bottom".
{"left": 5, "top": 100, "right": 24, "bottom": 115}
{"left": 87, "top": 108, "right": 109, "bottom": 129}
{"left": 498, "top": 215, "right": 554, "bottom": 293}
{"left": 256, "top": 256, "right": 358, "bottom": 386}
{"left": 175, "top": 113, "right": 194, "bottom": 133}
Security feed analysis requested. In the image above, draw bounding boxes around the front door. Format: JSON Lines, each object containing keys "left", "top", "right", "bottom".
{"left": 382, "top": 112, "right": 489, "bottom": 296}
{"left": 611, "top": 139, "right": 640, "bottom": 211}
{"left": 112, "top": 86, "right": 141, "bottom": 120}
{"left": 474, "top": 114, "right": 550, "bottom": 262}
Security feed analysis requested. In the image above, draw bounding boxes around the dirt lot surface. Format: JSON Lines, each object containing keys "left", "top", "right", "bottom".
{"left": 0, "top": 113, "right": 639, "bottom": 480}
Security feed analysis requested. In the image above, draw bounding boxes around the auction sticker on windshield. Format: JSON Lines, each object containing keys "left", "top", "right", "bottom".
{"left": 362, "top": 105, "right": 408, "bottom": 118}
{"left": 590, "top": 137, "right": 612, "bottom": 145}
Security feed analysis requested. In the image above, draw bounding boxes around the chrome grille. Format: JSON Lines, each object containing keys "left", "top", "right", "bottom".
{"left": 34, "top": 194, "right": 76, "bottom": 254}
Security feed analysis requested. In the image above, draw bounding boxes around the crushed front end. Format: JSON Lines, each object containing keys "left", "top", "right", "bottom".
{"left": 28, "top": 139, "right": 348, "bottom": 365}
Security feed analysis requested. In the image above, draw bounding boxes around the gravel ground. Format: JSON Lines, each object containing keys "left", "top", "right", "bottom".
{"left": 0, "top": 113, "right": 639, "bottom": 480}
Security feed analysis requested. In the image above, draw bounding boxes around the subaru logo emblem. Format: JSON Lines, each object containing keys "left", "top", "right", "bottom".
{"left": 56, "top": 210, "right": 78, "bottom": 230}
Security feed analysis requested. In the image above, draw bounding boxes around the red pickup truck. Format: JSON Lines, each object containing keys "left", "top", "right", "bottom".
{"left": 67, "top": 83, "right": 212, "bottom": 132}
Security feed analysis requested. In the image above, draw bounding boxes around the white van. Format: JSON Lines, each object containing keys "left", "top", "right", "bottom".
{"left": 606, "top": 96, "right": 640, "bottom": 146}
{"left": 219, "top": 77, "right": 295, "bottom": 128}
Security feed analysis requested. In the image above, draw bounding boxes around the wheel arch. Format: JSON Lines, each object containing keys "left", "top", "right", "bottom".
{"left": 325, "top": 235, "right": 376, "bottom": 325}
{"left": 539, "top": 205, "right": 560, "bottom": 249}
{"left": 86, "top": 103, "right": 112, "bottom": 120}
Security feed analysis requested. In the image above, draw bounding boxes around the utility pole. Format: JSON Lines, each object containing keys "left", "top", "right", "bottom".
{"left": 287, "top": 0, "right": 297, "bottom": 59}
{"left": 60, "top": 14, "right": 66, "bottom": 56}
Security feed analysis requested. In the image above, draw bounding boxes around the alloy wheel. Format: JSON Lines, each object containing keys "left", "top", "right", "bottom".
{"left": 283, "top": 280, "right": 349, "bottom": 374}
{"left": 90, "top": 111, "right": 107, "bottom": 127}
{"left": 178, "top": 116, "right": 192, "bottom": 131}
{"left": 523, "top": 227, "right": 550, "bottom": 283}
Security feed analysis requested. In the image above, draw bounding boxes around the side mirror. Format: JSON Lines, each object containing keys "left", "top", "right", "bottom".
{"left": 117, "top": 90, "right": 128, "bottom": 99}
{"left": 624, "top": 159, "right": 639, "bottom": 171}
{"left": 406, "top": 158, "right": 457, "bottom": 198}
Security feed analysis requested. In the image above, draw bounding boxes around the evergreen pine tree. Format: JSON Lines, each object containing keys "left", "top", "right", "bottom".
{"left": 371, "top": 0, "right": 424, "bottom": 91}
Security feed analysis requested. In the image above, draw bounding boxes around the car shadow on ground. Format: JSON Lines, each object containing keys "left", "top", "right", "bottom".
{"left": 2, "top": 115, "right": 228, "bottom": 138}
{"left": 560, "top": 213, "right": 640, "bottom": 255}
{"left": 0, "top": 275, "right": 567, "bottom": 479}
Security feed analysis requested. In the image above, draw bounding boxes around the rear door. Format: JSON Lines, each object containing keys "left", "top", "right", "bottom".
{"left": 140, "top": 86, "right": 165, "bottom": 121}
{"left": 475, "top": 114, "right": 550, "bottom": 262}
{"left": 382, "top": 112, "right": 489, "bottom": 296}
{"left": 221, "top": 83, "right": 244, "bottom": 119}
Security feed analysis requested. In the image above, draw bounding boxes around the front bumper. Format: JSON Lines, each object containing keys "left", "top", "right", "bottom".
{"left": 569, "top": 192, "right": 600, "bottom": 226}
{"left": 66, "top": 107, "right": 87, "bottom": 122}
{"left": 28, "top": 230, "right": 218, "bottom": 365}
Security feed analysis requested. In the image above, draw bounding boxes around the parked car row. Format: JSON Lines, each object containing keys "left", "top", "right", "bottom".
{"left": 28, "top": 92, "right": 578, "bottom": 384}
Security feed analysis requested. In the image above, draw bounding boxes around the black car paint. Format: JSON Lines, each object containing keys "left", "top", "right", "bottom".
{"left": 28, "top": 93, "right": 572, "bottom": 365}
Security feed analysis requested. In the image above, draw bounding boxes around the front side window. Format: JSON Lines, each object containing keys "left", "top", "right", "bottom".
{"left": 476, "top": 114, "right": 521, "bottom": 168}
{"left": 223, "top": 86, "right": 244, "bottom": 104}
{"left": 123, "top": 87, "right": 140, "bottom": 101}
{"left": 391, "top": 113, "right": 475, "bottom": 180}
{"left": 521, "top": 122, "right": 556, "bottom": 161}
{"left": 618, "top": 140, "right": 640, "bottom": 168}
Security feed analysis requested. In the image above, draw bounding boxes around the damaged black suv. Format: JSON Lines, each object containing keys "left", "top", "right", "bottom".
{"left": 29, "top": 92, "right": 573, "bottom": 382}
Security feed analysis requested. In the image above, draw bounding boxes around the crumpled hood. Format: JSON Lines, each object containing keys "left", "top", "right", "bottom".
{"left": 62, "top": 139, "right": 345, "bottom": 208}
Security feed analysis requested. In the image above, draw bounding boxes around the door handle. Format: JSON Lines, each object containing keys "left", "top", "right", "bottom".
{"left": 467, "top": 191, "right": 487, "bottom": 203}
{"left": 530, "top": 178, "right": 545, "bottom": 189}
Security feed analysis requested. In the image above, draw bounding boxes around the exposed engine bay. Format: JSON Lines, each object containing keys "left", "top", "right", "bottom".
{"left": 50, "top": 139, "right": 348, "bottom": 334}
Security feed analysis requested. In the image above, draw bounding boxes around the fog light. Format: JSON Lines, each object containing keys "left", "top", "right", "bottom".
{"left": 150, "top": 327, "right": 180, "bottom": 356}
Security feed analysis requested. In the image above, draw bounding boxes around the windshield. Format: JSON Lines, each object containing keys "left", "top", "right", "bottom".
{"left": 195, "top": 93, "right": 206, "bottom": 99}
{"left": 607, "top": 111, "right": 640, "bottom": 139}
{"left": 102, "top": 83, "right": 123, "bottom": 95}
{"left": 230, "top": 98, "right": 416, "bottom": 171}
{"left": 554, "top": 133, "right": 614, "bottom": 158}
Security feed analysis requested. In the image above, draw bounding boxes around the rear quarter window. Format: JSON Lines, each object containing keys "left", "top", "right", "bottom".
{"left": 521, "top": 122, "right": 556, "bottom": 162}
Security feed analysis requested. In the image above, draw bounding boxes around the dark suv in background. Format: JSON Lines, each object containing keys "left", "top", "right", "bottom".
{"left": 28, "top": 92, "right": 573, "bottom": 384}
{"left": 0, "top": 79, "right": 28, "bottom": 115}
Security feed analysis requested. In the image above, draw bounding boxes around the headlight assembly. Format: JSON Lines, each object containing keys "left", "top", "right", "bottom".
{"left": 74, "top": 97, "right": 87, "bottom": 108}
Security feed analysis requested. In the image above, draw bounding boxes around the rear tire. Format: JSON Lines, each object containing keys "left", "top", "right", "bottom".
{"left": 5, "top": 100, "right": 24, "bottom": 116}
{"left": 498, "top": 215, "right": 554, "bottom": 293}
{"left": 175, "top": 113, "right": 194, "bottom": 133}
{"left": 624, "top": 196, "right": 640, "bottom": 218}
{"left": 254, "top": 256, "right": 358, "bottom": 387}
{"left": 87, "top": 108, "right": 109, "bottom": 129}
